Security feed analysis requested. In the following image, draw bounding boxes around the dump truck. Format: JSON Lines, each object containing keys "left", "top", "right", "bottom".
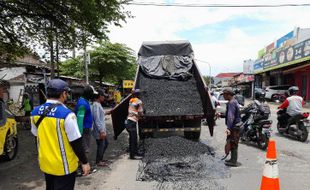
{"left": 111, "top": 41, "right": 215, "bottom": 140}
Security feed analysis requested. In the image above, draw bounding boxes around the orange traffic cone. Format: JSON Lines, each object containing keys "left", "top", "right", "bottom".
{"left": 260, "top": 139, "right": 280, "bottom": 190}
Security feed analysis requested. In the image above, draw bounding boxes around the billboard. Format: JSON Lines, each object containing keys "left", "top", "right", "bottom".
{"left": 254, "top": 38, "right": 310, "bottom": 73}
{"left": 266, "top": 42, "right": 275, "bottom": 54}
{"left": 253, "top": 59, "right": 264, "bottom": 72}
{"left": 276, "top": 31, "right": 294, "bottom": 48}
{"left": 122, "top": 80, "right": 134, "bottom": 89}
{"left": 243, "top": 59, "right": 254, "bottom": 74}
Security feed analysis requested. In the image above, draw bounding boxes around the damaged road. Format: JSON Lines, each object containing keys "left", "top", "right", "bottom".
{"left": 137, "top": 136, "right": 229, "bottom": 190}
{"left": 2, "top": 104, "right": 310, "bottom": 190}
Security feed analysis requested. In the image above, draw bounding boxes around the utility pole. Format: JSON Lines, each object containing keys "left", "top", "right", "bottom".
{"left": 84, "top": 51, "right": 90, "bottom": 84}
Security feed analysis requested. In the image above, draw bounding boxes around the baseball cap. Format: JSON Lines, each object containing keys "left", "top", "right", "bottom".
{"left": 47, "top": 79, "right": 70, "bottom": 92}
{"left": 223, "top": 87, "right": 234, "bottom": 95}
{"left": 132, "top": 89, "right": 141, "bottom": 94}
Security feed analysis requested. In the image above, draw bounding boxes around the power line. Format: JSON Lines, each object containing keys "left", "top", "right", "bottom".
{"left": 128, "top": 2, "right": 310, "bottom": 8}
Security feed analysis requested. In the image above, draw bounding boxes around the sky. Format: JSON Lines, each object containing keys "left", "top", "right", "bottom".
{"left": 107, "top": 0, "right": 310, "bottom": 76}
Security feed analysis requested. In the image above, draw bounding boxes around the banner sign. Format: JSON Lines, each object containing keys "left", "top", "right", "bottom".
{"left": 263, "top": 50, "right": 278, "bottom": 69}
{"left": 122, "top": 80, "right": 134, "bottom": 89}
{"left": 243, "top": 59, "right": 254, "bottom": 74}
{"left": 254, "top": 59, "right": 264, "bottom": 71}
{"left": 254, "top": 38, "right": 310, "bottom": 73}
{"left": 276, "top": 31, "right": 294, "bottom": 48}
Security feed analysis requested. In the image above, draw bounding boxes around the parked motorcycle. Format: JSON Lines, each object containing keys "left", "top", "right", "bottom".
{"left": 240, "top": 109, "right": 272, "bottom": 150}
{"left": 277, "top": 109, "right": 310, "bottom": 142}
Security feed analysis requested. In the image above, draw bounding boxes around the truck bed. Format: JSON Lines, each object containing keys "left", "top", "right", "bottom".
{"left": 137, "top": 70, "right": 204, "bottom": 117}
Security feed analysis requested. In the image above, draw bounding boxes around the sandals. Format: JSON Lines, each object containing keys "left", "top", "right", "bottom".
{"left": 96, "top": 161, "right": 109, "bottom": 167}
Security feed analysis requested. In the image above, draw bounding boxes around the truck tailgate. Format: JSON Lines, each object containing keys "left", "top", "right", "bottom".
{"left": 111, "top": 95, "right": 131, "bottom": 139}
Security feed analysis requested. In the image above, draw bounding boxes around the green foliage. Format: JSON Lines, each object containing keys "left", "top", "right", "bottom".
{"left": 0, "top": 0, "right": 131, "bottom": 60}
{"left": 60, "top": 57, "right": 84, "bottom": 78}
{"left": 60, "top": 42, "right": 137, "bottom": 85}
{"left": 203, "top": 75, "right": 214, "bottom": 86}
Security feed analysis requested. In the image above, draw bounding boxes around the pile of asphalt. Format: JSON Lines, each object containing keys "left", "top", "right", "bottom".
{"left": 137, "top": 136, "right": 229, "bottom": 189}
{"left": 138, "top": 72, "right": 204, "bottom": 116}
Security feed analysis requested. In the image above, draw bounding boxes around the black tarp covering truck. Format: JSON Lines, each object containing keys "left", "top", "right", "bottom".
{"left": 111, "top": 41, "right": 215, "bottom": 140}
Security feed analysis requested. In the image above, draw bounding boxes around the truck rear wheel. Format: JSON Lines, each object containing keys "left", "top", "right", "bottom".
{"left": 184, "top": 131, "right": 201, "bottom": 140}
{"left": 139, "top": 126, "right": 153, "bottom": 140}
{"left": 184, "top": 120, "right": 201, "bottom": 140}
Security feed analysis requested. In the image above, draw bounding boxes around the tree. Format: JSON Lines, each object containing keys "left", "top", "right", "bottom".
{"left": 90, "top": 42, "right": 136, "bottom": 84}
{"left": 203, "top": 75, "right": 214, "bottom": 87}
{"left": 60, "top": 57, "right": 84, "bottom": 78}
{"left": 0, "top": 0, "right": 131, "bottom": 77}
{"left": 60, "top": 42, "right": 137, "bottom": 84}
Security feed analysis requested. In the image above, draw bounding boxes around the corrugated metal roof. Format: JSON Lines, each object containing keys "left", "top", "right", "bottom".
{"left": 0, "top": 67, "right": 26, "bottom": 80}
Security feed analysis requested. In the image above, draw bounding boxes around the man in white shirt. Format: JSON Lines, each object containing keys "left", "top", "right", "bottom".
{"left": 278, "top": 86, "right": 305, "bottom": 128}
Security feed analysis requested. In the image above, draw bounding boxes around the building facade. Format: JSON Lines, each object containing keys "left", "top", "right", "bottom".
{"left": 214, "top": 73, "right": 240, "bottom": 87}
{"left": 253, "top": 27, "right": 310, "bottom": 101}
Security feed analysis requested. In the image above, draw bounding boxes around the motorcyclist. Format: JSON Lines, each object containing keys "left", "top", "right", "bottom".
{"left": 240, "top": 90, "right": 270, "bottom": 138}
{"left": 234, "top": 89, "right": 245, "bottom": 106}
{"left": 278, "top": 86, "right": 305, "bottom": 129}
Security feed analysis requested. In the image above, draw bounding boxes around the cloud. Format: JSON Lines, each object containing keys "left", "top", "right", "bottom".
{"left": 108, "top": 0, "right": 310, "bottom": 76}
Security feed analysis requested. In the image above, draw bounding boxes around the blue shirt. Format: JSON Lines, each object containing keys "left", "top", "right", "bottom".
{"left": 225, "top": 98, "right": 241, "bottom": 130}
{"left": 75, "top": 97, "right": 93, "bottom": 129}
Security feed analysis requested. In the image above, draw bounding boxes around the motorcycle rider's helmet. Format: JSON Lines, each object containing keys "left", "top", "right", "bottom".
{"left": 288, "top": 86, "right": 299, "bottom": 96}
{"left": 255, "top": 91, "right": 265, "bottom": 101}
{"left": 234, "top": 88, "right": 240, "bottom": 94}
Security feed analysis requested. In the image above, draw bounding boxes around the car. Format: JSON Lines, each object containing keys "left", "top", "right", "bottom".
{"left": 265, "top": 85, "right": 290, "bottom": 100}
{"left": 255, "top": 87, "right": 265, "bottom": 94}
{"left": 215, "top": 93, "right": 228, "bottom": 115}
{"left": 0, "top": 102, "right": 18, "bottom": 161}
{"left": 214, "top": 92, "right": 244, "bottom": 117}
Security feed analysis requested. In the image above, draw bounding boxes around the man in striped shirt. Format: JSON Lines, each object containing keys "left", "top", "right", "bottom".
{"left": 125, "top": 89, "right": 144, "bottom": 159}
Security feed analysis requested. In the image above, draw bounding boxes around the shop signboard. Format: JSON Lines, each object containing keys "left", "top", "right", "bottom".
{"left": 253, "top": 59, "right": 264, "bottom": 71}
{"left": 266, "top": 42, "right": 275, "bottom": 53}
{"left": 276, "top": 31, "right": 294, "bottom": 48}
{"left": 255, "top": 38, "right": 310, "bottom": 74}
{"left": 243, "top": 59, "right": 254, "bottom": 74}
{"left": 263, "top": 50, "right": 278, "bottom": 68}
{"left": 122, "top": 80, "right": 134, "bottom": 89}
{"left": 277, "top": 39, "right": 310, "bottom": 65}
{"left": 258, "top": 48, "right": 266, "bottom": 58}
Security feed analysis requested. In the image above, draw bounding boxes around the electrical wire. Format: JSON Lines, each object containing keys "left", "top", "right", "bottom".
{"left": 128, "top": 2, "right": 310, "bottom": 8}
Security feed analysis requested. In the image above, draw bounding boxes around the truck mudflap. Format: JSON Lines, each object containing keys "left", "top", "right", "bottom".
{"left": 111, "top": 94, "right": 131, "bottom": 140}
{"left": 142, "top": 127, "right": 201, "bottom": 133}
{"left": 205, "top": 113, "right": 215, "bottom": 136}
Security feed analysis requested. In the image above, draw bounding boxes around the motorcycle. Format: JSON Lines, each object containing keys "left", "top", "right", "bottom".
{"left": 272, "top": 94, "right": 287, "bottom": 103}
{"left": 240, "top": 109, "right": 272, "bottom": 150}
{"left": 277, "top": 109, "right": 310, "bottom": 142}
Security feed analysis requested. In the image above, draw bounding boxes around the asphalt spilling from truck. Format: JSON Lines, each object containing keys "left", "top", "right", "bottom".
{"left": 137, "top": 136, "right": 230, "bottom": 189}
{"left": 138, "top": 73, "right": 204, "bottom": 116}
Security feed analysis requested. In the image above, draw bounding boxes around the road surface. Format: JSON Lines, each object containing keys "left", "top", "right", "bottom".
{"left": 0, "top": 103, "right": 309, "bottom": 190}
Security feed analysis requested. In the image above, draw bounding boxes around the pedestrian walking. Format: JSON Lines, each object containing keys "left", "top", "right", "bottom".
{"left": 31, "top": 79, "right": 90, "bottom": 190}
{"left": 222, "top": 87, "right": 242, "bottom": 167}
{"left": 20, "top": 93, "right": 33, "bottom": 129}
{"left": 91, "top": 89, "right": 111, "bottom": 166}
{"left": 125, "top": 89, "right": 144, "bottom": 159}
{"left": 21, "top": 93, "right": 33, "bottom": 116}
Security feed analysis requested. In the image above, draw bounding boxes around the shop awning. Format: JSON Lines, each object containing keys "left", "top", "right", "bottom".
{"left": 283, "top": 63, "right": 310, "bottom": 74}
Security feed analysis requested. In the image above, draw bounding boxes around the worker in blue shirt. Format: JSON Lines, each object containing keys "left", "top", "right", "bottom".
{"left": 223, "top": 88, "right": 241, "bottom": 167}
